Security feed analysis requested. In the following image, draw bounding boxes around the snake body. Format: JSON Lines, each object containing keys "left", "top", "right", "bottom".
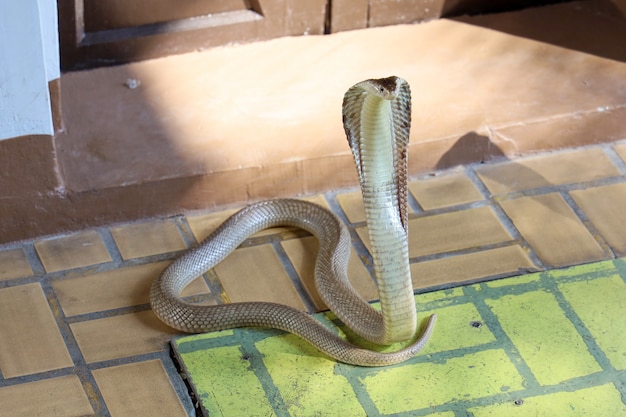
{"left": 150, "top": 76, "right": 436, "bottom": 366}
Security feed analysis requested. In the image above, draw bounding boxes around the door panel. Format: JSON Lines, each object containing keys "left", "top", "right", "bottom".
{"left": 59, "top": 0, "right": 326, "bottom": 71}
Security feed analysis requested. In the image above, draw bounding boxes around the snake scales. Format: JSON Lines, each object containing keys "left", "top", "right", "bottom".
{"left": 150, "top": 76, "right": 437, "bottom": 366}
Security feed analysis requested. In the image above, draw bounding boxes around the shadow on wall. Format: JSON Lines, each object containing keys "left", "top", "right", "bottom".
{"left": 436, "top": 132, "right": 506, "bottom": 170}
{"left": 452, "top": 0, "right": 626, "bottom": 63}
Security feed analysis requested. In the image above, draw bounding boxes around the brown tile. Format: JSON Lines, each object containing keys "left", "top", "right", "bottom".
{"left": 0, "top": 375, "right": 94, "bottom": 417}
{"left": 0, "top": 248, "right": 32, "bottom": 281}
{"left": 52, "top": 262, "right": 210, "bottom": 317}
{"left": 214, "top": 244, "right": 306, "bottom": 310}
{"left": 410, "top": 245, "right": 538, "bottom": 289}
{"left": 409, "top": 172, "right": 484, "bottom": 210}
{"left": 93, "top": 360, "right": 188, "bottom": 417}
{"left": 476, "top": 148, "right": 620, "bottom": 195}
{"left": 70, "top": 310, "right": 180, "bottom": 363}
{"left": 281, "top": 236, "right": 378, "bottom": 311}
{"left": 570, "top": 182, "right": 626, "bottom": 257}
{"left": 110, "top": 219, "right": 187, "bottom": 259}
{"left": 187, "top": 208, "right": 238, "bottom": 242}
{"left": 336, "top": 190, "right": 366, "bottom": 223}
{"left": 0, "top": 284, "right": 73, "bottom": 378}
{"left": 34, "top": 230, "right": 112, "bottom": 272}
{"left": 187, "top": 194, "right": 328, "bottom": 242}
{"left": 614, "top": 142, "right": 626, "bottom": 164}
{"left": 499, "top": 193, "right": 609, "bottom": 267}
{"left": 357, "top": 206, "right": 513, "bottom": 258}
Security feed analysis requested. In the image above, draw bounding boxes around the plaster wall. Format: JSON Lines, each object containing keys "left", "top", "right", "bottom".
{"left": 0, "top": 0, "right": 59, "bottom": 141}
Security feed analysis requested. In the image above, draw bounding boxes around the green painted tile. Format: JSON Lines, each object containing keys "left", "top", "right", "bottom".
{"left": 486, "top": 291, "right": 602, "bottom": 385}
{"left": 418, "top": 287, "right": 464, "bottom": 303}
{"left": 256, "top": 334, "right": 366, "bottom": 417}
{"left": 550, "top": 259, "right": 616, "bottom": 280}
{"left": 175, "top": 344, "right": 275, "bottom": 417}
{"left": 419, "top": 304, "right": 496, "bottom": 354}
{"left": 469, "top": 383, "right": 626, "bottom": 417}
{"left": 559, "top": 274, "right": 626, "bottom": 370}
{"left": 171, "top": 259, "right": 626, "bottom": 416}
{"left": 361, "top": 349, "right": 524, "bottom": 413}
{"left": 485, "top": 271, "right": 541, "bottom": 288}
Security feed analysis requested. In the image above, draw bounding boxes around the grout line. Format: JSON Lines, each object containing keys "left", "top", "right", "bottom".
{"left": 539, "top": 273, "right": 617, "bottom": 374}
{"left": 560, "top": 191, "right": 616, "bottom": 259}
{"left": 604, "top": 143, "right": 626, "bottom": 175}
{"left": 97, "top": 226, "right": 124, "bottom": 265}
{"left": 39, "top": 277, "right": 112, "bottom": 416}
{"left": 22, "top": 242, "right": 46, "bottom": 276}
{"left": 465, "top": 166, "right": 546, "bottom": 271}
{"left": 173, "top": 215, "right": 199, "bottom": 248}
{"left": 272, "top": 241, "right": 319, "bottom": 313}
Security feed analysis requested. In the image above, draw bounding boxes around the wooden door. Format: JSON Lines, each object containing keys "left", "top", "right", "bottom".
{"left": 58, "top": 0, "right": 327, "bottom": 71}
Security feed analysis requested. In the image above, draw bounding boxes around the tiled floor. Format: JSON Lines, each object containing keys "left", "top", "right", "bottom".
{"left": 1, "top": 142, "right": 626, "bottom": 416}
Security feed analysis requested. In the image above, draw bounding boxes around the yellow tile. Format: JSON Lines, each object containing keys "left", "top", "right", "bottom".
{"left": 357, "top": 206, "right": 512, "bottom": 258}
{"left": 0, "top": 284, "right": 73, "bottom": 377}
{"left": 110, "top": 219, "right": 187, "bottom": 259}
{"left": 362, "top": 349, "right": 524, "bottom": 412}
{"left": 570, "top": 182, "right": 626, "bottom": 256}
{"left": 470, "top": 383, "right": 626, "bottom": 417}
{"left": 281, "top": 236, "right": 378, "bottom": 311}
{"left": 336, "top": 190, "right": 366, "bottom": 223}
{"left": 0, "top": 248, "right": 32, "bottom": 281}
{"left": 410, "top": 245, "right": 538, "bottom": 289}
{"left": 499, "top": 193, "right": 608, "bottom": 267}
{"left": 93, "top": 360, "right": 188, "bottom": 417}
{"left": 34, "top": 230, "right": 112, "bottom": 272}
{"left": 0, "top": 375, "right": 94, "bottom": 417}
{"left": 214, "top": 244, "right": 306, "bottom": 310}
{"left": 52, "top": 262, "right": 209, "bottom": 317}
{"left": 559, "top": 275, "right": 626, "bottom": 370}
{"left": 487, "top": 291, "right": 602, "bottom": 385}
{"left": 70, "top": 310, "right": 180, "bottom": 363}
{"left": 409, "top": 172, "right": 484, "bottom": 210}
{"left": 477, "top": 148, "right": 620, "bottom": 194}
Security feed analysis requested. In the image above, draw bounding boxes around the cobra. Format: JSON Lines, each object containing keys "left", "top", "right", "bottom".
{"left": 150, "top": 76, "right": 437, "bottom": 366}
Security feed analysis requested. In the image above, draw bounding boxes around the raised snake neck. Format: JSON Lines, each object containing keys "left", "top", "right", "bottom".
{"left": 150, "top": 76, "right": 437, "bottom": 366}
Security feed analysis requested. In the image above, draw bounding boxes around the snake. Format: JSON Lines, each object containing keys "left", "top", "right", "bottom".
{"left": 150, "top": 76, "right": 437, "bottom": 366}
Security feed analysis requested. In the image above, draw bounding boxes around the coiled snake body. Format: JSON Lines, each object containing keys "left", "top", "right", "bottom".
{"left": 150, "top": 77, "right": 437, "bottom": 366}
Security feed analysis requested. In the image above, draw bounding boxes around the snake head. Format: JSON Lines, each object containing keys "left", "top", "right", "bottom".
{"left": 356, "top": 76, "right": 403, "bottom": 100}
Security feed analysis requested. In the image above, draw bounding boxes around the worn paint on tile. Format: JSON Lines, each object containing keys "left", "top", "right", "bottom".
{"left": 559, "top": 275, "right": 626, "bottom": 370}
{"left": 469, "top": 383, "right": 626, "bottom": 417}
{"left": 34, "top": 230, "right": 112, "bottom": 272}
{"left": 486, "top": 291, "right": 602, "bottom": 385}
{"left": 173, "top": 259, "right": 626, "bottom": 416}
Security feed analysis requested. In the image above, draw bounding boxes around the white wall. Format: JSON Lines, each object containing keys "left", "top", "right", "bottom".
{"left": 0, "top": 0, "right": 59, "bottom": 141}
